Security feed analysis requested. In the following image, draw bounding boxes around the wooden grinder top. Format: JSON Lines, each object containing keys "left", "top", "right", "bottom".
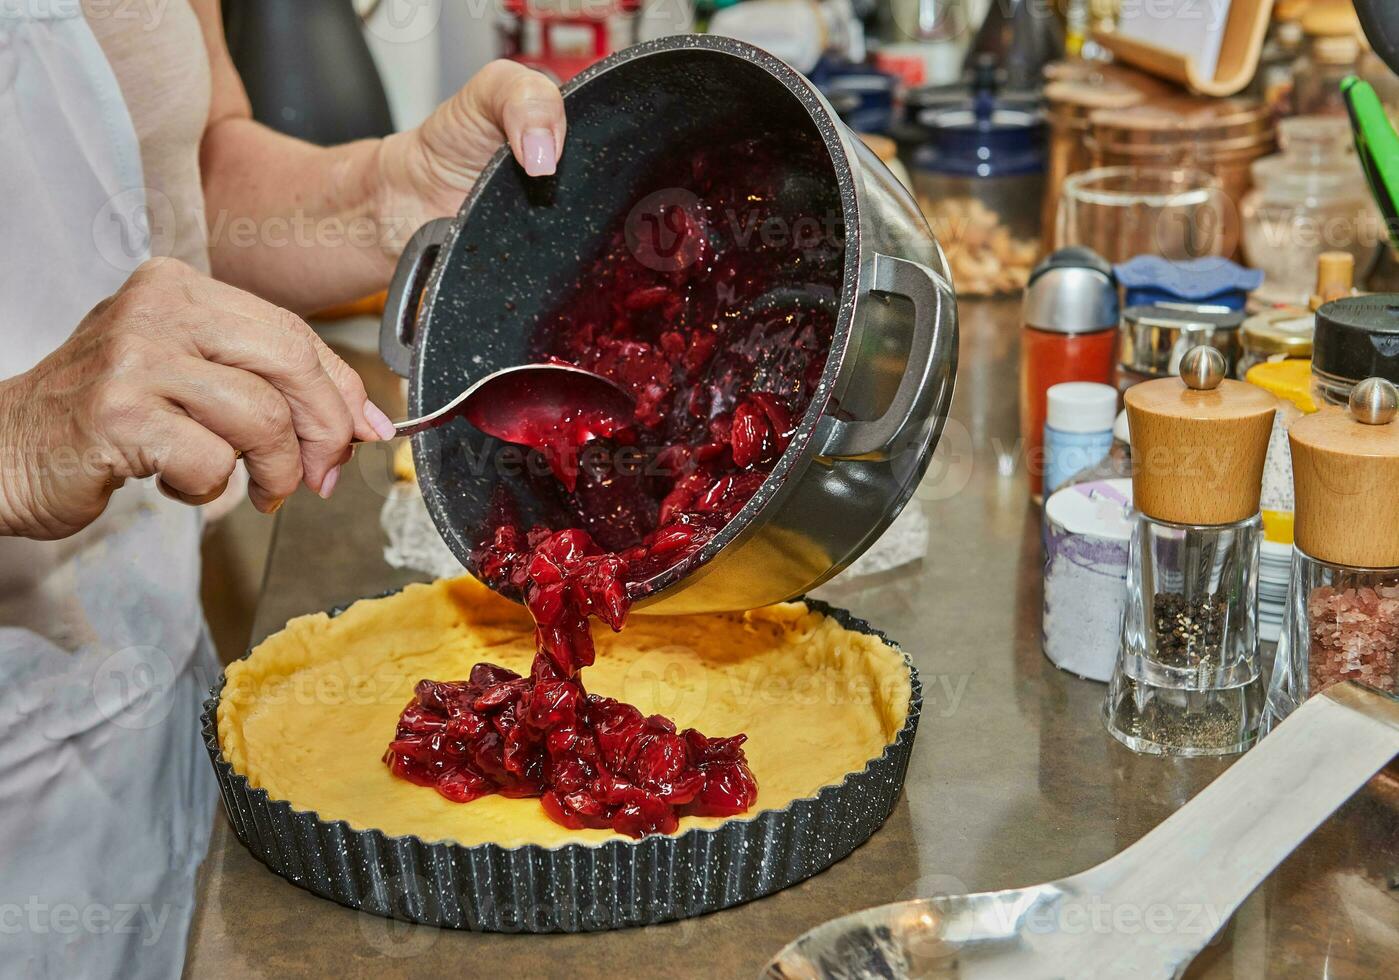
{"left": 1290, "top": 379, "right": 1399, "bottom": 567}
{"left": 1124, "top": 348, "right": 1276, "bottom": 526}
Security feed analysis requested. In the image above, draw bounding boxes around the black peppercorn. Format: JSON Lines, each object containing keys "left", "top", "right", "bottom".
{"left": 1152, "top": 592, "right": 1229, "bottom": 668}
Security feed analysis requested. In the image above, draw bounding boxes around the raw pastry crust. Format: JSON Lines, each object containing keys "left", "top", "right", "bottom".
{"left": 218, "top": 577, "right": 911, "bottom": 848}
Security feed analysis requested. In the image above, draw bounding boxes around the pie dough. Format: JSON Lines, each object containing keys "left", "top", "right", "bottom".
{"left": 218, "top": 576, "right": 911, "bottom": 848}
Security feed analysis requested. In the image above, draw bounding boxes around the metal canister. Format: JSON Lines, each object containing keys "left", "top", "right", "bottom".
{"left": 1118, "top": 304, "right": 1245, "bottom": 390}
{"left": 1087, "top": 98, "right": 1275, "bottom": 207}
{"left": 1087, "top": 98, "right": 1275, "bottom": 258}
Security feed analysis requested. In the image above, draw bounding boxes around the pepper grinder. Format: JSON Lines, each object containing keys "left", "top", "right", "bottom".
{"left": 1106, "top": 347, "right": 1277, "bottom": 756}
{"left": 1266, "top": 378, "right": 1399, "bottom": 726}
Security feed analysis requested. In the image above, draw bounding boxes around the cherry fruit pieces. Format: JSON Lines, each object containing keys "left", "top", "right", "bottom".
{"left": 385, "top": 655, "right": 758, "bottom": 838}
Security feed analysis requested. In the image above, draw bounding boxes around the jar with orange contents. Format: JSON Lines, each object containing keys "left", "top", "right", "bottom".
{"left": 1020, "top": 247, "right": 1119, "bottom": 500}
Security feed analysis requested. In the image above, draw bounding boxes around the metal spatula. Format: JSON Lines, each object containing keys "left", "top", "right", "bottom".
{"left": 765, "top": 682, "right": 1399, "bottom": 980}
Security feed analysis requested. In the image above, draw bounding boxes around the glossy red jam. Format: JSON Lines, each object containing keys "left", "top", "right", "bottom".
{"left": 385, "top": 137, "right": 843, "bottom": 837}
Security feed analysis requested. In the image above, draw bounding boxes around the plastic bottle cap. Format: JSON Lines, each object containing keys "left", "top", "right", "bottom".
{"left": 1047, "top": 382, "right": 1118, "bottom": 433}
{"left": 1112, "top": 407, "right": 1130, "bottom": 443}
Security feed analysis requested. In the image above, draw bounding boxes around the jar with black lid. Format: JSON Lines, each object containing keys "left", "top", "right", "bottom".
{"left": 1311, "top": 295, "right": 1399, "bottom": 407}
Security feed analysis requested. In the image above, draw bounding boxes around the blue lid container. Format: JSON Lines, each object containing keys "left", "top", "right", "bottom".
{"left": 912, "top": 99, "right": 1046, "bottom": 178}
{"left": 813, "top": 61, "right": 898, "bottom": 136}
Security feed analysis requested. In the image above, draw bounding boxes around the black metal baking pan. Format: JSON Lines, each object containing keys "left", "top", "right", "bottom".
{"left": 200, "top": 594, "right": 921, "bottom": 932}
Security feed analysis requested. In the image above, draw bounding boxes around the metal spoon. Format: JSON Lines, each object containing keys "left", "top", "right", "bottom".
{"left": 366, "top": 287, "right": 823, "bottom": 450}
{"left": 359, "top": 363, "right": 634, "bottom": 448}
{"left": 765, "top": 681, "right": 1399, "bottom": 980}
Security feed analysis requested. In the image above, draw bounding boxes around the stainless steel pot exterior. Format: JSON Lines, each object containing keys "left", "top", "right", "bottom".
{"left": 379, "top": 35, "right": 958, "bottom": 615}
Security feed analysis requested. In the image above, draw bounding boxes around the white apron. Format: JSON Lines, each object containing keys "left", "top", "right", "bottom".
{"left": 0, "top": 3, "right": 216, "bottom": 978}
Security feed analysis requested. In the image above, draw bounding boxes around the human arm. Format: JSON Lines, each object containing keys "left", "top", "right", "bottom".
{"left": 191, "top": 0, "right": 566, "bottom": 313}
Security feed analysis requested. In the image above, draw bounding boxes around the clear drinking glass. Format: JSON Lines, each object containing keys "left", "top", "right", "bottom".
{"left": 1106, "top": 512, "right": 1265, "bottom": 755}
{"left": 1056, "top": 166, "right": 1228, "bottom": 265}
{"left": 1265, "top": 550, "right": 1399, "bottom": 727}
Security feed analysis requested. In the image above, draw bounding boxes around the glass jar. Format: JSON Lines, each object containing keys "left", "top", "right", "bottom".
{"left": 1265, "top": 378, "right": 1399, "bottom": 726}
{"left": 1057, "top": 167, "right": 1228, "bottom": 265}
{"left": 911, "top": 85, "right": 1046, "bottom": 296}
{"left": 1252, "top": 18, "right": 1304, "bottom": 117}
{"left": 1293, "top": 32, "right": 1362, "bottom": 117}
{"left": 1310, "top": 295, "right": 1399, "bottom": 408}
{"left": 1240, "top": 116, "right": 1382, "bottom": 307}
{"left": 1267, "top": 554, "right": 1399, "bottom": 722}
{"left": 1107, "top": 513, "right": 1266, "bottom": 755}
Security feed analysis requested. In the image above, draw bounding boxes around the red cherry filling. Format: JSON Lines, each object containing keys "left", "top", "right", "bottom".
{"left": 386, "top": 136, "right": 841, "bottom": 837}
{"left": 385, "top": 642, "right": 758, "bottom": 838}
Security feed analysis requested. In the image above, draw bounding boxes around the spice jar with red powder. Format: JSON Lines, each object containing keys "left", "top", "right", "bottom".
{"left": 1266, "top": 378, "right": 1399, "bottom": 727}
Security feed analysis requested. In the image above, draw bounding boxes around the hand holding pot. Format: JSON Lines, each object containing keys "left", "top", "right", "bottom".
{"left": 377, "top": 60, "right": 567, "bottom": 249}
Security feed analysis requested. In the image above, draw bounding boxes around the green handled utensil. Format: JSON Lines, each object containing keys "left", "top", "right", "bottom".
{"left": 1343, "top": 75, "right": 1399, "bottom": 253}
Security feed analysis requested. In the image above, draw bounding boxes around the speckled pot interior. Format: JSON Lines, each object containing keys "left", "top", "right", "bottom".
{"left": 407, "top": 37, "right": 859, "bottom": 604}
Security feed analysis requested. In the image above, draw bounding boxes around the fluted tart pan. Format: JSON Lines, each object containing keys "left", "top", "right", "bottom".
{"left": 201, "top": 594, "right": 920, "bottom": 932}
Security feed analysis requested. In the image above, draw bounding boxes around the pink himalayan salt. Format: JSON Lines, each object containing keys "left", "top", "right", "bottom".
{"left": 1306, "top": 584, "right": 1399, "bottom": 694}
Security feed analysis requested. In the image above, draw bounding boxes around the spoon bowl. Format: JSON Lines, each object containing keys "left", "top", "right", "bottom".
{"left": 365, "top": 363, "right": 635, "bottom": 448}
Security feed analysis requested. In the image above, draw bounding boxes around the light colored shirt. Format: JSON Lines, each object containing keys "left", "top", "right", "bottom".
{"left": 83, "top": 0, "right": 212, "bottom": 273}
{"left": 0, "top": 3, "right": 217, "bottom": 977}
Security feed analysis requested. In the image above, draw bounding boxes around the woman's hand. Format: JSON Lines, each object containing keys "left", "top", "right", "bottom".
{"left": 0, "top": 259, "right": 395, "bottom": 540}
{"left": 377, "top": 60, "right": 567, "bottom": 251}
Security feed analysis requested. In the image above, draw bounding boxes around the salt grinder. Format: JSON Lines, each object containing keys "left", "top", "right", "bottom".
{"left": 1106, "top": 346, "right": 1277, "bottom": 755}
{"left": 1265, "top": 378, "right": 1399, "bottom": 726}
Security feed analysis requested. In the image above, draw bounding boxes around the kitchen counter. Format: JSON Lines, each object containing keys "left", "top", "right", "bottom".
{"left": 184, "top": 298, "right": 1398, "bottom": 978}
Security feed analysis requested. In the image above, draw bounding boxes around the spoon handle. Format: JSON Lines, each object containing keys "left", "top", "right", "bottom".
{"left": 351, "top": 392, "right": 474, "bottom": 444}
{"left": 1077, "top": 682, "right": 1399, "bottom": 975}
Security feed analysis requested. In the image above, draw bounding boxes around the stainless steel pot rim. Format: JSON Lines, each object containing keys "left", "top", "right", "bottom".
{"left": 408, "top": 35, "right": 871, "bottom": 608}
{"left": 201, "top": 589, "right": 922, "bottom": 931}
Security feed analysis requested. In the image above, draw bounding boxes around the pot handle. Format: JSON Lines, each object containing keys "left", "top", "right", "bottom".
{"left": 379, "top": 217, "right": 454, "bottom": 378}
{"left": 818, "top": 252, "right": 955, "bottom": 461}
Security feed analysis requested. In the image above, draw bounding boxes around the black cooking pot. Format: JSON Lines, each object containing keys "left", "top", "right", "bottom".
{"left": 379, "top": 35, "right": 958, "bottom": 615}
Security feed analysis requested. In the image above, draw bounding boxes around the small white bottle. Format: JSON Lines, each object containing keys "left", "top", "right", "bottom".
{"left": 1042, "top": 382, "right": 1118, "bottom": 496}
